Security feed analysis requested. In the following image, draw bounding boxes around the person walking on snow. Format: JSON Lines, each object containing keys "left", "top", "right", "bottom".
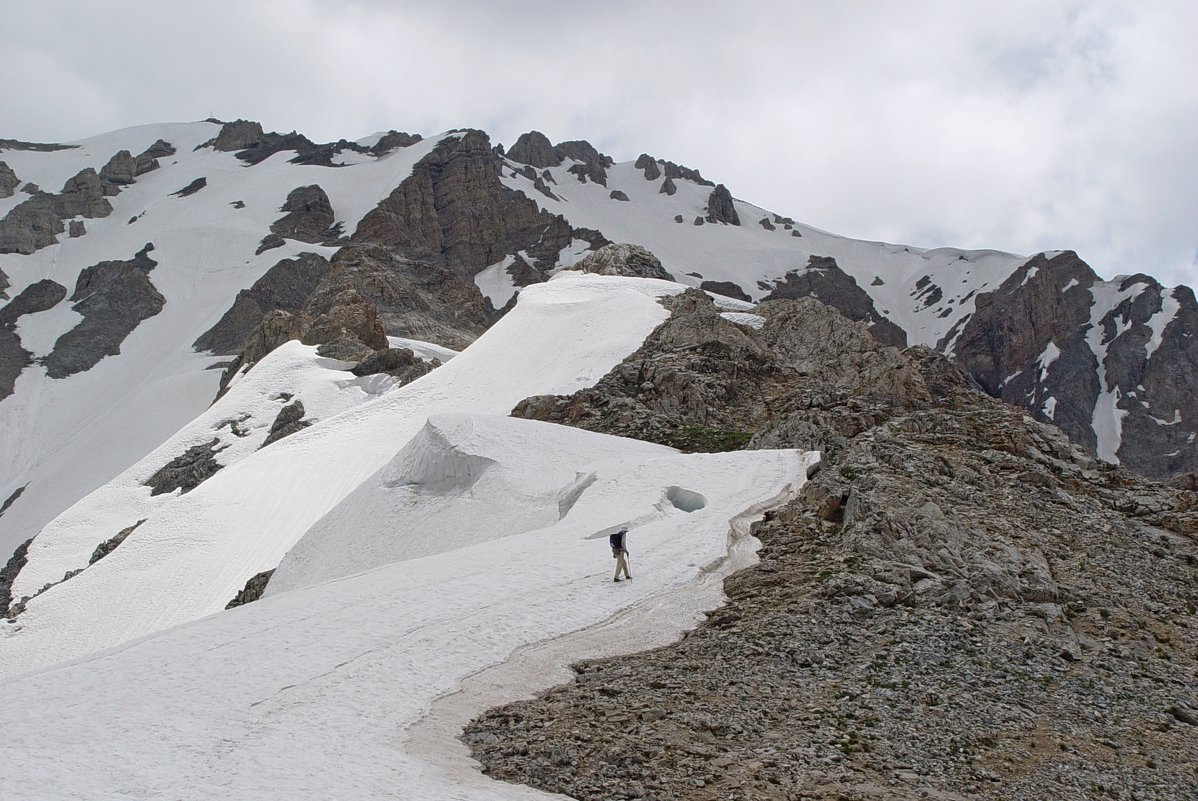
{"left": 610, "top": 528, "right": 631, "bottom": 582}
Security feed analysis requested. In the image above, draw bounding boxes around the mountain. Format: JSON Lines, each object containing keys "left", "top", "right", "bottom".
{"left": 0, "top": 120, "right": 1195, "bottom": 799}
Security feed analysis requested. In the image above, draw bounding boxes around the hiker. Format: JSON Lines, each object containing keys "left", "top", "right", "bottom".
{"left": 609, "top": 528, "right": 631, "bottom": 582}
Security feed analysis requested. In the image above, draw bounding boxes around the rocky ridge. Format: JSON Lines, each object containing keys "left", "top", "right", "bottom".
{"left": 470, "top": 292, "right": 1198, "bottom": 801}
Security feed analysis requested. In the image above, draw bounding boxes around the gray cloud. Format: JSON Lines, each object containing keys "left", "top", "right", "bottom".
{"left": 3, "top": 0, "right": 1195, "bottom": 286}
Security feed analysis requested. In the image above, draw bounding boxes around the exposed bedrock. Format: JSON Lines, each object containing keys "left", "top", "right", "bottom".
{"left": 704, "top": 183, "right": 740, "bottom": 225}
{"left": 700, "top": 280, "right": 751, "bottom": 302}
{"left": 144, "top": 438, "right": 228, "bottom": 496}
{"left": 0, "top": 193, "right": 64, "bottom": 254}
{"left": 506, "top": 130, "right": 559, "bottom": 168}
{"left": 260, "top": 400, "right": 311, "bottom": 448}
{"left": 764, "top": 255, "right": 907, "bottom": 348}
{"left": 58, "top": 168, "right": 113, "bottom": 218}
{"left": 572, "top": 243, "right": 674, "bottom": 281}
{"left": 634, "top": 153, "right": 662, "bottom": 181}
{"left": 99, "top": 150, "right": 137, "bottom": 193}
{"left": 225, "top": 569, "right": 275, "bottom": 609}
{"left": 353, "top": 130, "right": 601, "bottom": 278}
{"left": 195, "top": 252, "right": 332, "bottom": 355}
{"left": 269, "top": 185, "right": 337, "bottom": 243}
{"left": 43, "top": 244, "right": 164, "bottom": 379}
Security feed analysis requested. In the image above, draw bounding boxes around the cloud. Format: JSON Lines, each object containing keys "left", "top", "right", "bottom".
{"left": 1, "top": 0, "right": 1194, "bottom": 286}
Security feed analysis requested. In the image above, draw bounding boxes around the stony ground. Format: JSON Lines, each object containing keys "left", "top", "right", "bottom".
{"left": 466, "top": 293, "right": 1198, "bottom": 800}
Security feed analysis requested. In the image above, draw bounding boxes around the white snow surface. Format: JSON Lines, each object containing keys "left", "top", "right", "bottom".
{"left": 501, "top": 156, "right": 1030, "bottom": 348}
{"left": 0, "top": 273, "right": 686, "bottom": 678}
{"left": 0, "top": 411, "right": 811, "bottom": 799}
{"left": 1145, "top": 287, "right": 1181, "bottom": 361}
{"left": 720, "top": 311, "right": 766, "bottom": 329}
{"left": 0, "top": 123, "right": 457, "bottom": 558}
{"left": 388, "top": 336, "right": 460, "bottom": 363}
{"left": 1085, "top": 280, "right": 1146, "bottom": 464}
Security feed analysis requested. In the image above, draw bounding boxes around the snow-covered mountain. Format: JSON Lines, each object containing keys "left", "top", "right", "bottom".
{"left": 1, "top": 119, "right": 1195, "bottom": 798}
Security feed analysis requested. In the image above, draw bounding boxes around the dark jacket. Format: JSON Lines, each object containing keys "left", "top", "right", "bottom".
{"left": 609, "top": 530, "right": 627, "bottom": 553}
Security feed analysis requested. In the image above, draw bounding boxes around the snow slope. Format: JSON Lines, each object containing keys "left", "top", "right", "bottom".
{"left": 500, "top": 156, "right": 1030, "bottom": 347}
{"left": 0, "top": 124, "right": 455, "bottom": 557}
{"left": 0, "top": 412, "right": 812, "bottom": 799}
{"left": 0, "top": 273, "right": 687, "bottom": 678}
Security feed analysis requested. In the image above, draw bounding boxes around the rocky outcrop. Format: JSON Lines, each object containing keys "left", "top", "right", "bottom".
{"left": 635, "top": 153, "right": 661, "bottom": 180}
{"left": 700, "top": 280, "right": 750, "bottom": 302}
{"left": 99, "top": 150, "right": 137, "bottom": 193}
{"left": 658, "top": 176, "right": 677, "bottom": 196}
{"left": 472, "top": 295, "right": 1198, "bottom": 801}
{"left": 172, "top": 177, "right": 207, "bottom": 197}
{"left": 260, "top": 400, "right": 311, "bottom": 448}
{"left": 43, "top": 244, "right": 164, "bottom": 378}
{"left": 0, "top": 484, "right": 26, "bottom": 517}
{"left": 0, "top": 279, "right": 67, "bottom": 327}
{"left": 1, "top": 536, "right": 32, "bottom": 617}
{"left": 951, "top": 251, "right": 1198, "bottom": 479}
{"left": 225, "top": 569, "right": 275, "bottom": 609}
{"left": 507, "top": 131, "right": 559, "bottom": 168}
{"left": 144, "top": 438, "right": 228, "bottom": 495}
{"left": 514, "top": 291, "right": 924, "bottom": 453}
{"left": 367, "top": 131, "right": 422, "bottom": 155}
{"left": 705, "top": 184, "right": 740, "bottom": 225}
{"left": 255, "top": 233, "right": 285, "bottom": 254}
{"left": 269, "top": 185, "right": 337, "bottom": 243}
{"left": 608, "top": 190, "right": 629, "bottom": 202}
{"left": 353, "top": 130, "right": 593, "bottom": 278}
{"left": 0, "top": 279, "right": 68, "bottom": 399}
{"left": 0, "top": 162, "right": 18, "bottom": 198}
{"left": 661, "top": 159, "right": 715, "bottom": 186}
{"left": 58, "top": 168, "right": 112, "bottom": 218}
{"left": 134, "top": 139, "right": 175, "bottom": 175}
{"left": 194, "top": 252, "right": 331, "bottom": 355}
{"left": 351, "top": 346, "right": 436, "bottom": 384}
{"left": 203, "top": 119, "right": 266, "bottom": 153}
{"left": 0, "top": 192, "right": 64, "bottom": 254}
{"left": 68, "top": 220, "right": 85, "bottom": 237}
{"left": 571, "top": 243, "right": 674, "bottom": 281}
{"left": 765, "top": 255, "right": 908, "bottom": 348}
{"left": 0, "top": 139, "right": 75, "bottom": 152}
{"left": 89, "top": 519, "right": 145, "bottom": 564}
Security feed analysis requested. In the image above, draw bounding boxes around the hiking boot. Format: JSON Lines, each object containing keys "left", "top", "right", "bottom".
{"left": 613, "top": 578, "right": 622, "bottom": 582}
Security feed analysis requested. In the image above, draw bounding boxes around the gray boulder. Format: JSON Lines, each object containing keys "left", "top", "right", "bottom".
{"left": 261, "top": 400, "right": 311, "bottom": 447}
{"left": 69, "top": 220, "right": 85, "bottom": 237}
{"left": 572, "top": 243, "right": 674, "bottom": 281}
{"left": 659, "top": 177, "right": 677, "bottom": 196}
{"left": 609, "top": 190, "right": 630, "bottom": 202}
{"left": 204, "top": 119, "right": 265, "bottom": 152}
{"left": 0, "top": 193, "right": 63, "bottom": 254}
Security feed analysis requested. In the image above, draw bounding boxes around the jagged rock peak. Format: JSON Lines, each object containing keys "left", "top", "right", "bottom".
{"left": 571, "top": 243, "right": 674, "bottom": 281}
{"left": 507, "top": 131, "right": 559, "bottom": 168}
{"left": 705, "top": 184, "right": 740, "bottom": 225}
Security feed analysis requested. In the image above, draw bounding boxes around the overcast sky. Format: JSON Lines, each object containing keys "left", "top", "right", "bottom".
{"left": 4, "top": 1, "right": 1195, "bottom": 286}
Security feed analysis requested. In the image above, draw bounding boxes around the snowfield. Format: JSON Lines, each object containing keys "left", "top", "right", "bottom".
{"left": 0, "top": 411, "right": 813, "bottom": 799}
{"left": 0, "top": 273, "right": 688, "bottom": 678}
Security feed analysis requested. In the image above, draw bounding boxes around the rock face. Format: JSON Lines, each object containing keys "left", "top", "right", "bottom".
{"left": 269, "top": 185, "right": 337, "bottom": 243}
{"left": 765, "top": 255, "right": 908, "bottom": 348}
{"left": 353, "top": 130, "right": 592, "bottom": 278}
{"left": 951, "top": 251, "right": 1198, "bottom": 479}
{"left": 472, "top": 295, "right": 1198, "bottom": 801}
{"left": 0, "top": 162, "right": 18, "bottom": 198}
{"left": 194, "top": 252, "right": 332, "bottom": 355}
{"left": 705, "top": 183, "right": 740, "bottom": 225}
{"left": 43, "top": 244, "right": 164, "bottom": 378}
{"left": 571, "top": 243, "right": 674, "bottom": 281}
{"left": 204, "top": 119, "right": 266, "bottom": 153}
{"left": 172, "top": 177, "right": 207, "bottom": 197}
{"left": 134, "top": 139, "right": 175, "bottom": 175}
{"left": 143, "top": 438, "right": 227, "bottom": 495}
{"left": 658, "top": 176, "right": 677, "bottom": 196}
{"left": 88, "top": 519, "right": 145, "bottom": 565}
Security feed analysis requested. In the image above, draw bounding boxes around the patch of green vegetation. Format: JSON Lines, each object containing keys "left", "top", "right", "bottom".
{"left": 663, "top": 425, "right": 753, "bottom": 453}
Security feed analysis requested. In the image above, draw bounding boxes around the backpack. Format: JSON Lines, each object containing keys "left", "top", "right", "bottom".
{"left": 609, "top": 531, "right": 625, "bottom": 552}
